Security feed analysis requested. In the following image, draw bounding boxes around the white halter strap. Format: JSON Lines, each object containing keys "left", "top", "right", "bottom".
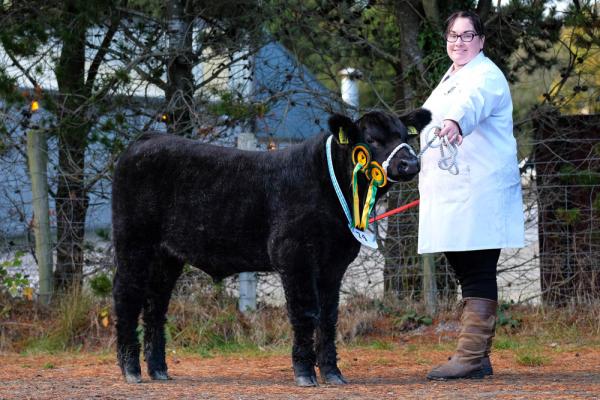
{"left": 382, "top": 142, "right": 418, "bottom": 183}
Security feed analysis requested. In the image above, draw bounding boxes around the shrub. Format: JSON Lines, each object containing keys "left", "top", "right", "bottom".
{"left": 89, "top": 273, "right": 112, "bottom": 298}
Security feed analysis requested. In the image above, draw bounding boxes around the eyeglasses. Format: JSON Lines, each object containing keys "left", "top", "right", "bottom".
{"left": 445, "top": 32, "right": 479, "bottom": 43}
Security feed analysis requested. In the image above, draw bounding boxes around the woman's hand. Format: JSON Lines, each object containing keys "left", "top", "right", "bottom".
{"left": 438, "top": 119, "right": 463, "bottom": 145}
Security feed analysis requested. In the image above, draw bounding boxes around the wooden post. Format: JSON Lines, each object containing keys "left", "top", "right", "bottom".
{"left": 237, "top": 132, "right": 258, "bottom": 313}
{"left": 422, "top": 253, "right": 437, "bottom": 315}
{"left": 27, "top": 127, "right": 53, "bottom": 304}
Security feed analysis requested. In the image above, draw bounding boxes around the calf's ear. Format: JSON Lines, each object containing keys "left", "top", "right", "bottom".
{"left": 328, "top": 114, "right": 360, "bottom": 145}
{"left": 399, "top": 108, "right": 432, "bottom": 134}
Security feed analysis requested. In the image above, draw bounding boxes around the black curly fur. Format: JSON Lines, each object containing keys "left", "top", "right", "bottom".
{"left": 112, "top": 109, "right": 431, "bottom": 385}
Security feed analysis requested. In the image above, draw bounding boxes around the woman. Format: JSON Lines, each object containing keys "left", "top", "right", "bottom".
{"left": 418, "top": 11, "right": 525, "bottom": 380}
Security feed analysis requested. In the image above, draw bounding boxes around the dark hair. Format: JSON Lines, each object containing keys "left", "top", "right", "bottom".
{"left": 445, "top": 11, "right": 485, "bottom": 37}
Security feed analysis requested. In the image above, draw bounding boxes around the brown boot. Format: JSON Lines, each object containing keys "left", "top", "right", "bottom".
{"left": 482, "top": 299, "right": 497, "bottom": 376}
{"left": 481, "top": 330, "right": 494, "bottom": 376}
{"left": 427, "top": 298, "right": 497, "bottom": 380}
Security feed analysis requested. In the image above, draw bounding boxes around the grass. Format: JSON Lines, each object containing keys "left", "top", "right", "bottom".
{"left": 172, "top": 342, "right": 290, "bottom": 362}
{"left": 22, "top": 336, "right": 69, "bottom": 354}
{"left": 367, "top": 340, "right": 395, "bottom": 351}
{"left": 404, "top": 343, "right": 418, "bottom": 352}
{"left": 370, "top": 357, "right": 396, "bottom": 366}
{"left": 20, "top": 287, "right": 100, "bottom": 354}
{"left": 2, "top": 288, "right": 600, "bottom": 361}
{"left": 494, "top": 336, "right": 521, "bottom": 351}
{"left": 516, "top": 352, "right": 551, "bottom": 367}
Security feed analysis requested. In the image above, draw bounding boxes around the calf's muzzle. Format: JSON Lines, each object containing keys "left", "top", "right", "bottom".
{"left": 383, "top": 145, "right": 420, "bottom": 182}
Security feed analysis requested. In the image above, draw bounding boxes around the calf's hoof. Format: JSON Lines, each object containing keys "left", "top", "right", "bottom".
{"left": 121, "top": 364, "right": 142, "bottom": 384}
{"left": 124, "top": 372, "right": 142, "bottom": 383}
{"left": 321, "top": 371, "right": 348, "bottom": 385}
{"left": 149, "top": 370, "right": 171, "bottom": 381}
{"left": 293, "top": 363, "right": 318, "bottom": 387}
{"left": 295, "top": 374, "right": 319, "bottom": 387}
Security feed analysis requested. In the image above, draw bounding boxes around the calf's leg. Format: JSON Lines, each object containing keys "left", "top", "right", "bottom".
{"left": 271, "top": 231, "right": 326, "bottom": 386}
{"left": 113, "top": 263, "right": 148, "bottom": 383}
{"left": 142, "top": 258, "right": 183, "bottom": 380}
{"left": 281, "top": 271, "right": 320, "bottom": 387}
{"left": 316, "top": 272, "right": 346, "bottom": 384}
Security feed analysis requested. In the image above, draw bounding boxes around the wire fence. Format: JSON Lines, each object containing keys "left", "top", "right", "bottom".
{"left": 1, "top": 110, "right": 599, "bottom": 309}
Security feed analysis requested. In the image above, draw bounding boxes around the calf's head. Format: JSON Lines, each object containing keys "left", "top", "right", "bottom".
{"left": 328, "top": 109, "right": 431, "bottom": 182}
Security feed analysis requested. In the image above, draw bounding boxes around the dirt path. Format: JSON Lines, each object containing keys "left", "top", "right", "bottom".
{"left": 2, "top": 346, "right": 600, "bottom": 399}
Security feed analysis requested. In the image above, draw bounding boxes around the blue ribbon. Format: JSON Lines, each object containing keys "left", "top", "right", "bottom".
{"left": 326, "top": 135, "right": 352, "bottom": 226}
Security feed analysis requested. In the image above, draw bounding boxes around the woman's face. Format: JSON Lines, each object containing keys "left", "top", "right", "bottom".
{"left": 446, "top": 17, "right": 485, "bottom": 70}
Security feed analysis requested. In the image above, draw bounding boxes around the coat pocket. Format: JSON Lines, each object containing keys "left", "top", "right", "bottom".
{"left": 426, "top": 164, "right": 471, "bottom": 204}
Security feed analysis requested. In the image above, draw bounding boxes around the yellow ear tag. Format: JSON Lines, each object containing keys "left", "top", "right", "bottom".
{"left": 338, "top": 127, "right": 349, "bottom": 144}
{"left": 407, "top": 126, "right": 418, "bottom": 136}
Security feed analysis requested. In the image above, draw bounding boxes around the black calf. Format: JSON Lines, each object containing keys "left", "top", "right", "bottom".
{"left": 112, "top": 109, "right": 431, "bottom": 386}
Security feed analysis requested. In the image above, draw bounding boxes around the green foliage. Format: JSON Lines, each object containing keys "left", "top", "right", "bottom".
{"left": 395, "top": 310, "right": 433, "bottom": 331}
{"left": 0, "top": 251, "right": 30, "bottom": 298}
{"left": 128, "top": 0, "right": 164, "bottom": 17}
{"left": 94, "top": 228, "right": 111, "bottom": 242}
{"left": 556, "top": 207, "right": 581, "bottom": 225}
{"left": 548, "top": 2, "right": 600, "bottom": 113}
{"left": 89, "top": 273, "right": 112, "bottom": 298}
{"left": 268, "top": 0, "right": 565, "bottom": 113}
{"left": 559, "top": 164, "right": 600, "bottom": 185}
{"left": 0, "top": 68, "right": 24, "bottom": 105}
{"left": 207, "top": 91, "right": 269, "bottom": 121}
{"left": 114, "top": 69, "right": 130, "bottom": 84}
{"left": 492, "top": 1, "right": 562, "bottom": 83}
{"left": 497, "top": 302, "right": 521, "bottom": 331}
{"left": 0, "top": 10, "right": 49, "bottom": 57}
{"left": 417, "top": 21, "right": 447, "bottom": 90}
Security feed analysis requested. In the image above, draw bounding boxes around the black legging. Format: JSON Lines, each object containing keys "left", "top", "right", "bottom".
{"left": 444, "top": 249, "right": 501, "bottom": 301}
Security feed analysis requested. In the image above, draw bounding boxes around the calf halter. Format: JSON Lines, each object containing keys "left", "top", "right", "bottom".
{"left": 381, "top": 142, "right": 418, "bottom": 183}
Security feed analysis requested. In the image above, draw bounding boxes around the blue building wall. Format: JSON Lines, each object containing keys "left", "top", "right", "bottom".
{"left": 0, "top": 41, "right": 341, "bottom": 236}
{"left": 253, "top": 41, "right": 337, "bottom": 141}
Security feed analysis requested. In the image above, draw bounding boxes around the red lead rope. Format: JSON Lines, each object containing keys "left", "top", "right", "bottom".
{"left": 369, "top": 199, "right": 420, "bottom": 223}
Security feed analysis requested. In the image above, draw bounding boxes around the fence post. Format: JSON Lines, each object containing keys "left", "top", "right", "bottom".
{"left": 422, "top": 253, "right": 437, "bottom": 314}
{"left": 237, "top": 132, "right": 258, "bottom": 313}
{"left": 27, "top": 121, "right": 53, "bottom": 305}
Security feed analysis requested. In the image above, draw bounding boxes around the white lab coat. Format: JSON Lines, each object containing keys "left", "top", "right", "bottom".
{"left": 417, "top": 52, "right": 525, "bottom": 254}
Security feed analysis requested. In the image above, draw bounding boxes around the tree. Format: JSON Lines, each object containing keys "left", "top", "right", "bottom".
{"left": 532, "top": 1, "right": 600, "bottom": 305}
{"left": 1, "top": 1, "right": 133, "bottom": 290}
{"left": 268, "top": 0, "right": 564, "bottom": 300}
{"left": 545, "top": 1, "right": 600, "bottom": 114}
{"left": 0, "top": 0, "right": 273, "bottom": 291}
